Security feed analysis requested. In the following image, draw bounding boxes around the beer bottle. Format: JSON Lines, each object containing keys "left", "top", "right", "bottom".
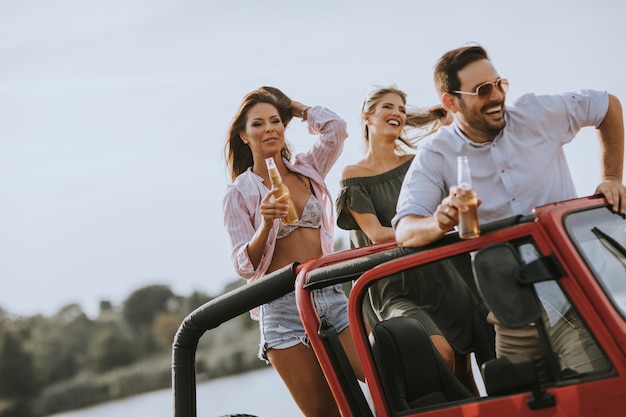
{"left": 265, "top": 157, "right": 299, "bottom": 225}
{"left": 457, "top": 155, "right": 480, "bottom": 239}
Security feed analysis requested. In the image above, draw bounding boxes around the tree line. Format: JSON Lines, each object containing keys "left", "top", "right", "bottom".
{"left": 0, "top": 280, "right": 262, "bottom": 417}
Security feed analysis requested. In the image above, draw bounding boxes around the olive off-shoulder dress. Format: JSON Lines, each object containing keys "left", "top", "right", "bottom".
{"left": 335, "top": 158, "right": 477, "bottom": 354}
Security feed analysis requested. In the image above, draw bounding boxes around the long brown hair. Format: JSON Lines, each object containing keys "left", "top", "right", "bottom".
{"left": 224, "top": 87, "right": 293, "bottom": 181}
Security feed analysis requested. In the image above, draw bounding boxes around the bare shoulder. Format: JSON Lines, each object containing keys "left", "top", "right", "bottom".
{"left": 341, "top": 161, "right": 371, "bottom": 180}
{"left": 342, "top": 154, "right": 414, "bottom": 180}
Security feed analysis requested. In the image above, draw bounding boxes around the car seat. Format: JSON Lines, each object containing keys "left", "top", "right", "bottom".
{"left": 370, "top": 316, "right": 475, "bottom": 413}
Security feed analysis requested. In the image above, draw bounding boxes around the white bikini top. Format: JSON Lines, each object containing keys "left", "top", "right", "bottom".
{"left": 276, "top": 194, "right": 322, "bottom": 239}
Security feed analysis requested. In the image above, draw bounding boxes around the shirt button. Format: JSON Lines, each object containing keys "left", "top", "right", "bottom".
{"left": 500, "top": 169, "right": 505, "bottom": 173}
{"left": 511, "top": 197, "right": 516, "bottom": 202}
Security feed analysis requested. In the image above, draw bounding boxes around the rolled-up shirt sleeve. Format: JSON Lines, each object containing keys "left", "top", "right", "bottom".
{"left": 223, "top": 183, "right": 271, "bottom": 279}
{"left": 392, "top": 150, "right": 448, "bottom": 229}
{"left": 517, "top": 89, "right": 609, "bottom": 146}
{"left": 294, "top": 106, "right": 348, "bottom": 179}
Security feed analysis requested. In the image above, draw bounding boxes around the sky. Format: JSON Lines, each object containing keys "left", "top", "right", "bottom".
{"left": 1, "top": 0, "right": 625, "bottom": 318}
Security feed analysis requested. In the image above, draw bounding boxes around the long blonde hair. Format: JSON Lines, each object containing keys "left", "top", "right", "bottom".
{"left": 361, "top": 86, "right": 445, "bottom": 153}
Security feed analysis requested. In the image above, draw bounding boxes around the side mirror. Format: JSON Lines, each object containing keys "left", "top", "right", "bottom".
{"left": 472, "top": 243, "right": 542, "bottom": 328}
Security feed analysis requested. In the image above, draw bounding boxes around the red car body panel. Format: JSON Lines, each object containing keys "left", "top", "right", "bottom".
{"left": 296, "top": 196, "right": 626, "bottom": 416}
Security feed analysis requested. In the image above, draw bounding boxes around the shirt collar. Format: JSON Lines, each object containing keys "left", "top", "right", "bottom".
{"left": 453, "top": 124, "right": 494, "bottom": 148}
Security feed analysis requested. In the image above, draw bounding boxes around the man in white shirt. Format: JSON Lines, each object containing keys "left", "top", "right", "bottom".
{"left": 392, "top": 44, "right": 625, "bottom": 376}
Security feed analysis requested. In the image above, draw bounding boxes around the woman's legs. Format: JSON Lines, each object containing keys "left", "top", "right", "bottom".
{"left": 338, "top": 326, "right": 365, "bottom": 381}
{"left": 431, "top": 334, "right": 455, "bottom": 370}
{"left": 260, "top": 287, "right": 362, "bottom": 416}
{"left": 430, "top": 335, "right": 477, "bottom": 395}
{"left": 267, "top": 325, "right": 365, "bottom": 417}
{"left": 267, "top": 343, "right": 341, "bottom": 417}
{"left": 454, "top": 351, "right": 478, "bottom": 395}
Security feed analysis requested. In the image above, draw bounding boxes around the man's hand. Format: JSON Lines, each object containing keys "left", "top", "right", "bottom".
{"left": 595, "top": 179, "right": 626, "bottom": 214}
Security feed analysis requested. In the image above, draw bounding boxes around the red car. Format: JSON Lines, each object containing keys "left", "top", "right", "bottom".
{"left": 173, "top": 195, "right": 626, "bottom": 416}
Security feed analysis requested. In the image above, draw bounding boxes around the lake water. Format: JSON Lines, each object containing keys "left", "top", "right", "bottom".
{"left": 48, "top": 356, "right": 485, "bottom": 417}
{"left": 48, "top": 367, "right": 302, "bottom": 417}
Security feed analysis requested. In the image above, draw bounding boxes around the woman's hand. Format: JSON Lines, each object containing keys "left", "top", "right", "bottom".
{"left": 291, "top": 100, "right": 311, "bottom": 120}
{"left": 260, "top": 188, "right": 289, "bottom": 227}
{"left": 429, "top": 105, "right": 453, "bottom": 126}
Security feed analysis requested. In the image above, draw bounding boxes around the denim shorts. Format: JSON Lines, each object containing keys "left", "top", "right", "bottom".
{"left": 258, "top": 284, "right": 349, "bottom": 361}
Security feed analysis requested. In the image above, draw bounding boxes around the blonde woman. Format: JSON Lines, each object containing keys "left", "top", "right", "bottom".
{"left": 336, "top": 85, "right": 478, "bottom": 392}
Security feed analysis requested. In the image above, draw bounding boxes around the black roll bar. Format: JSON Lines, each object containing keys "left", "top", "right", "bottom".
{"left": 171, "top": 262, "right": 299, "bottom": 417}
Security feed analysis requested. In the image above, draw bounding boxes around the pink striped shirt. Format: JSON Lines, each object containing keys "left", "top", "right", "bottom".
{"left": 223, "top": 106, "right": 348, "bottom": 316}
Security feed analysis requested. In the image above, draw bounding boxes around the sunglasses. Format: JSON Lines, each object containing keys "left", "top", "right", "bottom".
{"left": 453, "top": 78, "right": 509, "bottom": 98}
